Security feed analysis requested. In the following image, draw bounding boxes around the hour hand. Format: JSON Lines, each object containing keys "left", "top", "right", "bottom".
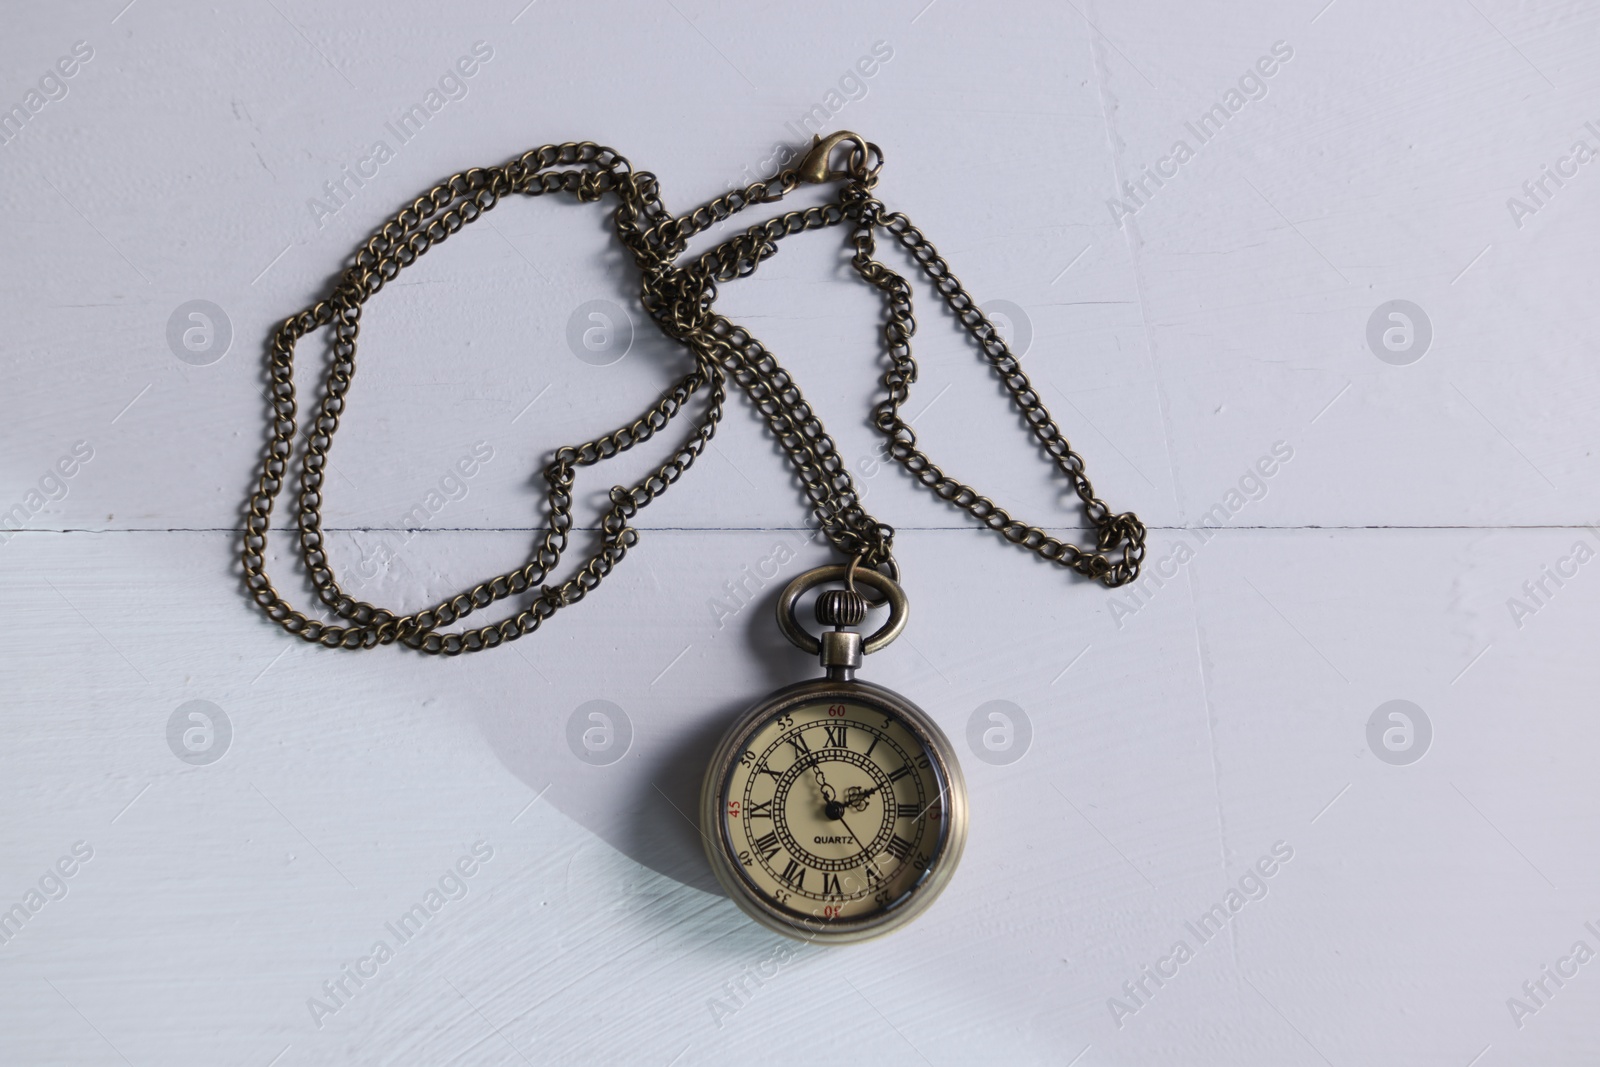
{"left": 843, "top": 783, "right": 881, "bottom": 811}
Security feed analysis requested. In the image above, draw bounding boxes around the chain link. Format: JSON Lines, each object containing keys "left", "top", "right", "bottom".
{"left": 242, "top": 138, "right": 1143, "bottom": 655}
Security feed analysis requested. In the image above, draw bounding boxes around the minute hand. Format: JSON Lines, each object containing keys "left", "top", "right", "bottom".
{"left": 802, "top": 751, "right": 837, "bottom": 804}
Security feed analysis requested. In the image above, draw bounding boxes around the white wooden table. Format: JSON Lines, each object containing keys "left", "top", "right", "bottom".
{"left": 3, "top": 1, "right": 1598, "bottom": 1064}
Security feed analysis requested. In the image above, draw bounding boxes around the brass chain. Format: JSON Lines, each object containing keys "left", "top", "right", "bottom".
{"left": 241, "top": 136, "right": 1144, "bottom": 655}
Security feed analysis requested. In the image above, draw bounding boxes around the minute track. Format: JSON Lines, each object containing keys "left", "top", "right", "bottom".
{"left": 703, "top": 672, "right": 967, "bottom": 941}
{"left": 727, "top": 704, "right": 937, "bottom": 907}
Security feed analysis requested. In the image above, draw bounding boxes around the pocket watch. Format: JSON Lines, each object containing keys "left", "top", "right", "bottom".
{"left": 242, "top": 134, "right": 1145, "bottom": 942}
{"left": 699, "top": 564, "right": 968, "bottom": 943}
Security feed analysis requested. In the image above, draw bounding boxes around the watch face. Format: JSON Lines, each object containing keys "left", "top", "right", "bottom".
{"left": 702, "top": 680, "right": 966, "bottom": 942}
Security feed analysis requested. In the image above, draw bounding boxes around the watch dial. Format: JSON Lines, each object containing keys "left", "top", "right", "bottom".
{"left": 718, "top": 698, "right": 947, "bottom": 924}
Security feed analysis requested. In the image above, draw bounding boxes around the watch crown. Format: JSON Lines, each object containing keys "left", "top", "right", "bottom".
{"left": 815, "top": 588, "right": 867, "bottom": 629}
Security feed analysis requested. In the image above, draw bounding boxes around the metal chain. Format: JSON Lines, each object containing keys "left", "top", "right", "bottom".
{"left": 241, "top": 135, "right": 1143, "bottom": 655}
{"left": 841, "top": 181, "right": 1146, "bottom": 585}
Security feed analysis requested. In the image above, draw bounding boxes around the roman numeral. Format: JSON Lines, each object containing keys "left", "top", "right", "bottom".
{"left": 884, "top": 834, "right": 913, "bottom": 861}
{"left": 752, "top": 832, "right": 780, "bottom": 863}
{"left": 748, "top": 799, "right": 773, "bottom": 819}
{"left": 862, "top": 861, "right": 883, "bottom": 885}
{"left": 887, "top": 764, "right": 910, "bottom": 783}
{"left": 756, "top": 762, "right": 780, "bottom": 781}
{"left": 823, "top": 725, "right": 847, "bottom": 748}
{"left": 779, "top": 858, "right": 807, "bottom": 890}
{"left": 863, "top": 735, "right": 879, "bottom": 759}
{"left": 820, "top": 872, "right": 843, "bottom": 897}
{"left": 897, "top": 802, "right": 920, "bottom": 819}
{"left": 787, "top": 732, "right": 810, "bottom": 758}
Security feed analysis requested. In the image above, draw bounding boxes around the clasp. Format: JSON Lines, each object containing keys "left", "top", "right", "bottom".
{"left": 794, "top": 131, "right": 881, "bottom": 185}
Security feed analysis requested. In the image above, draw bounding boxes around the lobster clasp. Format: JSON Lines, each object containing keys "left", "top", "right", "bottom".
{"left": 794, "top": 131, "right": 879, "bottom": 185}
